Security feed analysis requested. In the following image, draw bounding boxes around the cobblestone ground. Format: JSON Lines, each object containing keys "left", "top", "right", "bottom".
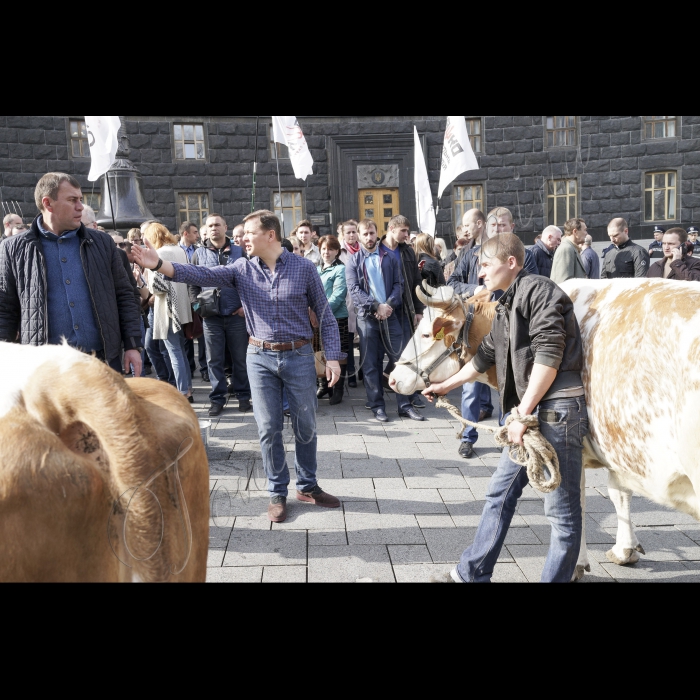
{"left": 193, "top": 357, "right": 700, "bottom": 583}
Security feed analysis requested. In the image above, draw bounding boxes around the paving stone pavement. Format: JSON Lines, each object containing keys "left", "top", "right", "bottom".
{"left": 191, "top": 355, "right": 700, "bottom": 583}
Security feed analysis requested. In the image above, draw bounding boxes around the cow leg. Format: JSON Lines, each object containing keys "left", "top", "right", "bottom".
{"left": 572, "top": 466, "right": 590, "bottom": 581}
{"left": 605, "top": 469, "right": 645, "bottom": 566}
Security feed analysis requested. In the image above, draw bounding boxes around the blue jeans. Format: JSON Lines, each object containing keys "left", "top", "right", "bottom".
{"left": 247, "top": 343, "right": 319, "bottom": 497}
{"left": 162, "top": 325, "right": 192, "bottom": 395}
{"left": 456, "top": 396, "right": 588, "bottom": 583}
{"left": 203, "top": 314, "right": 251, "bottom": 406}
{"left": 356, "top": 314, "right": 411, "bottom": 413}
{"left": 185, "top": 336, "right": 207, "bottom": 375}
{"left": 145, "top": 308, "right": 174, "bottom": 385}
{"left": 461, "top": 382, "right": 494, "bottom": 445}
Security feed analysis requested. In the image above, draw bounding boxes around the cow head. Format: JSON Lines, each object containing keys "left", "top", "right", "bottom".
{"left": 390, "top": 283, "right": 498, "bottom": 395}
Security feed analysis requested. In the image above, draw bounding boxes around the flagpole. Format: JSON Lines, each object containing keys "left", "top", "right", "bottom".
{"left": 251, "top": 115, "right": 260, "bottom": 213}
{"left": 274, "top": 139, "right": 285, "bottom": 238}
{"left": 105, "top": 172, "right": 117, "bottom": 231}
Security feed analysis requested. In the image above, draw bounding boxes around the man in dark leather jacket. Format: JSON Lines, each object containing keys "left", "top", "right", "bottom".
{"left": 0, "top": 173, "right": 142, "bottom": 374}
{"left": 426, "top": 233, "right": 588, "bottom": 583}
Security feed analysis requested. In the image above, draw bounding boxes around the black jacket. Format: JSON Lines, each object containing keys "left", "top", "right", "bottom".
{"left": 530, "top": 239, "right": 555, "bottom": 278}
{"left": 471, "top": 270, "right": 584, "bottom": 414}
{"left": 601, "top": 239, "right": 650, "bottom": 278}
{"left": 0, "top": 219, "right": 142, "bottom": 359}
{"left": 647, "top": 254, "right": 700, "bottom": 281}
{"left": 379, "top": 237, "right": 425, "bottom": 316}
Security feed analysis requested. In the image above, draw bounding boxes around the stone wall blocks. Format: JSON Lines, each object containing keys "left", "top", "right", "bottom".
{"left": 0, "top": 128, "right": 19, "bottom": 143}
{"left": 600, "top": 146, "right": 622, "bottom": 159}
{"left": 139, "top": 149, "right": 163, "bottom": 164}
{"left": 620, "top": 117, "right": 642, "bottom": 131}
{"left": 503, "top": 153, "right": 525, "bottom": 166}
{"left": 638, "top": 154, "right": 683, "bottom": 169}
{"left": 610, "top": 132, "right": 631, "bottom": 146}
{"left": 678, "top": 138, "right": 700, "bottom": 153}
{"left": 22, "top": 159, "right": 50, "bottom": 173}
{"left": 6, "top": 116, "right": 28, "bottom": 128}
{"left": 485, "top": 129, "right": 503, "bottom": 142}
{"left": 600, "top": 172, "right": 622, "bottom": 185}
{"left": 514, "top": 140, "right": 533, "bottom": 153}
{"left": 589, "top": 133, "right": 610, "bottom": 147}
{"left": 612, "top": 185, "right": 631, "bottom": 198}
{"left": 600, "top": 119, "right": 622, "bottom": 133}
{"left": 621, "top": 143, "right": 646, "bottom": 157}
{"left": 8, "top": 143, "right": 33, "bottom": 159}
{"left": 125, "top": 121, "right": 139, "bottom": 134}
{"left": 139, "top": 122, "right": 159, "bottom": 135}
{"left": 212, "top": 188, "right": 233, "bottom": 203}
{"left": 129, "top": 133, "right": 150, "bottom": 149}
{"left": 513, "top": 116, "right": 533, "bottom": 127}
{"left": 33, "top": 145, "right": 55, "bottom": 159}
{"left": 495, "top": 141, "right": 514, "bottom": 154}
{"left": 494, "top": 116, "right": 514, "bottom": 128}
{"left": 524, "top": 152, "right": 548, "bottom": 165}
{"left": 207, "top": 135, "right": 227, "bottom": 149}
{"left": 645, "top": 140, "right": 679, "bottom": 156}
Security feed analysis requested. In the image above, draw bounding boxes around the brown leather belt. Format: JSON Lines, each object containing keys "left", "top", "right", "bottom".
{"left": 249, "top": 337, "right": 310, "bottom": 352}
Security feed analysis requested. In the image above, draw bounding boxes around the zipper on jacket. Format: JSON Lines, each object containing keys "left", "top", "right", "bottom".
{"left": 38, "top": 243, "right": 49, "bottom": 344}
{"left": 81, "top": 238, "right": 107, "bottom": 353}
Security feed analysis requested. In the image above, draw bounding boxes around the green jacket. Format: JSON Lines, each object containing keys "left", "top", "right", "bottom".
{"left": 317, "top": 259, "right": 349, "bottom": 319}
{"left": 550, "top": 236, "right": 587, "bottom": 285}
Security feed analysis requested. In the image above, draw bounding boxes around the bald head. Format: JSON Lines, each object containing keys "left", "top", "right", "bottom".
{"left": 607, "top": 217, "right": 629, "bottom": 246}
{"left": 540, "top": 225, "right": 562, "bottom": 252}
{"left": 462, "top": 208, "right": 486, "bottom": 243}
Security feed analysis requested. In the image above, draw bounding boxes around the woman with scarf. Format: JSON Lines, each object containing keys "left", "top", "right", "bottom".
{"left": 316, "top": 235, "right": 349, "bottom": 405}
{"left": 338, "top": 221, "right": 360, "bottom": 387}
{"left": 143, "top": 223, "right": 193, "bottom": 402}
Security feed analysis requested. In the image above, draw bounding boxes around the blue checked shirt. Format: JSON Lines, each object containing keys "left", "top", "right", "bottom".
{"left": 170, "top": 249, "right": 344, "bottom": 360}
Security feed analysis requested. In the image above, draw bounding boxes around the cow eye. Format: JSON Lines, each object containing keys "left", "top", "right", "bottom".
{"left": 422, "top": 334, "right": 431, "bottom": 338}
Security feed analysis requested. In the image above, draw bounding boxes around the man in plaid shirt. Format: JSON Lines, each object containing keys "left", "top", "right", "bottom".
{"left": 133, "top": 210, "right": 344, "bottom": 523}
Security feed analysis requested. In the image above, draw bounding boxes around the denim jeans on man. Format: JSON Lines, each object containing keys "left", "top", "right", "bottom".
{"left": 456, "top": 396, "right": 588, "bottom": 583}
{"left": 461, "top": 382, "right": 494, "bottom": 445}
{"left": 204, "top": 314, "right": 250, "bottom": 407}
{"left": 357, "top": 313, "right": 411, "bottom": 413}
{"left": 246, "top": 342, "right": 320, "bottom": 497}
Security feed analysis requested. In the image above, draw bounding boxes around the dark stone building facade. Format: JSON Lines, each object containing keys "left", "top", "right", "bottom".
{"left": 1, "top": 115, "right": 697, "bottom": 244}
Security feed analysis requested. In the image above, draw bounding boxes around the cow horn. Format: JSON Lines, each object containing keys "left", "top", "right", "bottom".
{"left": 416, "top": 283, "right": 453, "bottom": 309}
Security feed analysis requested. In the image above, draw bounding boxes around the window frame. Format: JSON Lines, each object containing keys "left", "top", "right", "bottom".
{"left": 642, "top": 116, "right": 679, "bottom": 141}
{"left": 66, "top": 117, "right": 90, "bottom": 160}
{"left": 83, "top": 191, "right": 101, "bottom": 215}
{"left": 172, "top": 122, "right": 208, "bottom": 162}
{"left": 465, "top": 116, "right": 484, "bottom": 154}
{"left": 452, "top": 182, "right": 486, "bottom": 228}
{"left": 272, "top": 189, "right": 305, "bottom": 236}
{"left": 175, "top": 190, "right": 213, "bottom": 229}
{"left": 543, "top": 115, "right": 578, "bottom": 149}
{"left": 546, "top": 177, "right": 579, "bottom": 227}
{"left": 643, "top": 170, "right": 679, "bottom": 223}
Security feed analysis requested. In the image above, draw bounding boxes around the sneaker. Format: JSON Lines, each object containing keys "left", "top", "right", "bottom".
{"left": 268, "top": 496, "right": 287, "bottom": 523}
{"left": 238, "top": 398, "right": 252, "bottom": 412}
{"left": 208, "top": 403, "right": 224, "bottom": 417}
{"left": 459, "top": 442, "right": 475, "bottom": 459}
{"left": 296, "top": 485, "right": 340, "bottom": 508}
{"left": 429, "top": 568, "right": 463, "bottom": 583}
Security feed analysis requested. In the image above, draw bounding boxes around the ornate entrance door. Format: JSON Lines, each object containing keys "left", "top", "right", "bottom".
{"left": 358, "top": 188, "right": 400, "bottom": 233}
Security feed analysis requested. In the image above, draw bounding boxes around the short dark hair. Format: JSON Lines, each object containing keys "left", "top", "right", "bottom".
{"left": 564, "top": 218, "right": 586, "bottom": 237}
{"left": 179, "top": 221, "right": 197, "bottom": 235}
{"left": 358, "top": 218, "right": 377, "bottom": 233}
{"left": 388, "top": 215, "right": 410, "bottom": 230}
{"left": 35, "top": 172, "right": 81, "bottom": 211}
{"left": 296, "top": 219, "right": 313, "bottom": 232}
{"left": 243, "top": 209, "right": 282, "bottom": 242}
{"left": 206, "top": 213, "right": 227, "bottom": 226}
{"left": 665, "top": 227, "right": 687, "bottom": 244}
{"left": 318, "top": 235, "right": 341, "bottom": 254}
{"left": 481, "top": 233, "right": 525, "bottom": 267}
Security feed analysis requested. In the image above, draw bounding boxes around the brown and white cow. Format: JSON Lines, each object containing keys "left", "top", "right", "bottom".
{"left": 0, "top": 342, "right": 209, "bottom": 582}
{"left": 391, "top": 278, "right": 700, "bottom": 578}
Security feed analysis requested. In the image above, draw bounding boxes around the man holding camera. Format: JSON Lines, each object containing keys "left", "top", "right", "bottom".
{"left": 647, "top": 227, "right": 700, "bottom": 281}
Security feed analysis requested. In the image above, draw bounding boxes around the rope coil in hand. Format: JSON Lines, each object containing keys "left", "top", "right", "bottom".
{"left": 435, "top": 396, "right": 561, "bottom": 493}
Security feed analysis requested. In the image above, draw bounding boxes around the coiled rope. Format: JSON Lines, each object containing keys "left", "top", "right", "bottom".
{"left": 435, "top": 396, "right": 561, "bottom": 493}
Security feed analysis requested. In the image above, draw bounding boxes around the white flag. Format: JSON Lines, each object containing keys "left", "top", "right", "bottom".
{"left": 85, "top": 116, "right": 120, "bottom": 182}
{"left": 271, "top": 116, "right": 313, "bottom": 181}
{"left": 437, "top": 116, "right": 479, "bottom": 199}
{"left": 414, "top": 127, "right": 436, "bottom": 236}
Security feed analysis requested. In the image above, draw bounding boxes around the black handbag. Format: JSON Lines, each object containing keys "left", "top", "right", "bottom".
{"left": 196, "top": 288, "right": 221, "bottom": 318}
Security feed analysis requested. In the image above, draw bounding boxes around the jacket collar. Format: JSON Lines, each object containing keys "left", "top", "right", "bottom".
{"left": 29, "top": 216, "right": 93, "bottom": 243}
{"left": 535, "top": 238, "right": 554, "bottom": 258}
{"left": 498, "top": 269, "right": 530, "bottom": 310}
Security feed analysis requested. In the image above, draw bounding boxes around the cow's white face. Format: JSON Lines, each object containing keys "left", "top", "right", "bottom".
{"left": 391, "top": 310, "right": 464, "bottom": 395}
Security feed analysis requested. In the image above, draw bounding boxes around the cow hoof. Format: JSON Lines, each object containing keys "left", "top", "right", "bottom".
{"left": 571, "top": 563, "right": 591, "bottom": 581}
{"left": 606, "top": 547, "right": 641, "bottom": 566}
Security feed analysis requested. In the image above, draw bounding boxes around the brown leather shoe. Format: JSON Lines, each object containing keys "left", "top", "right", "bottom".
{"left": 268, "top": 496, "right": 287, "bottom": 523}
{"left": 296, "top": 486, "right": 340, "bottom": 508}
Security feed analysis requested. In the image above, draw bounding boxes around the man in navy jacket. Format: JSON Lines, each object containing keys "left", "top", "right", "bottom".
{"left": 346, "top": 219, "right": 419, "bottom": 422}
{"left": 188, "top": 214, "right": 250, "bottom": 416}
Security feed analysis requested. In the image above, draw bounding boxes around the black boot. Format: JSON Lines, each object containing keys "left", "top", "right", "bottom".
{"left": 329, "top": 367, "right": 346, "bottom": 405}
{"left": 317, "top": 378, "right": 331, "bottom": 399}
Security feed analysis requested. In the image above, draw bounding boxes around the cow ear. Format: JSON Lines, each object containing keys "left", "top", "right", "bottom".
{"left": 432, "top": 317, "right": 458, "bottom": 340}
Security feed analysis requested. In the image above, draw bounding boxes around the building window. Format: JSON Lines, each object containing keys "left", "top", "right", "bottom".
{"left": 273, "top": 191, "right": 303, "bottom": 235}
{"left": 269, "top": 124, "right": 289, "bottom": 160}
{"left": 70, "top": 119, "right": 89, "bottom": 157}
{"left": 546, "top": 116, "right": 576, "bottom": 147}
{"left": 84, "top": 192, "right": 101, "bottom": 213}
{"left": 547, "top": 179, "right": 577, "bottom": 226}
{"left": 453, "top": 184, "right": 484, "bottom": 224}
{"left": 173, "top": 124, "right": 206, "bottom": 160}
{"left": 644, "top": 171, "right": 676, "bottom": 221}
{"left": 465, "top": 118, "right": 482, "bottom": 153}
{"left": 644, "top": 116, "right": 677, "bottom": 139}
{"left": 178, "top": 193, "right": 209, "bottom": 227}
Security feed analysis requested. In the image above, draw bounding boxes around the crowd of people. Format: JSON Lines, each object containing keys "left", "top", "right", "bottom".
{"left": 2, "top": 171, "right": 700, "bottom": 543}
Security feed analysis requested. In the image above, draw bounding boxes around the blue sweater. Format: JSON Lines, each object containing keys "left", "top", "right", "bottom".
{"left": 37, "top": 217, "right": 102, "bottom": 352}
